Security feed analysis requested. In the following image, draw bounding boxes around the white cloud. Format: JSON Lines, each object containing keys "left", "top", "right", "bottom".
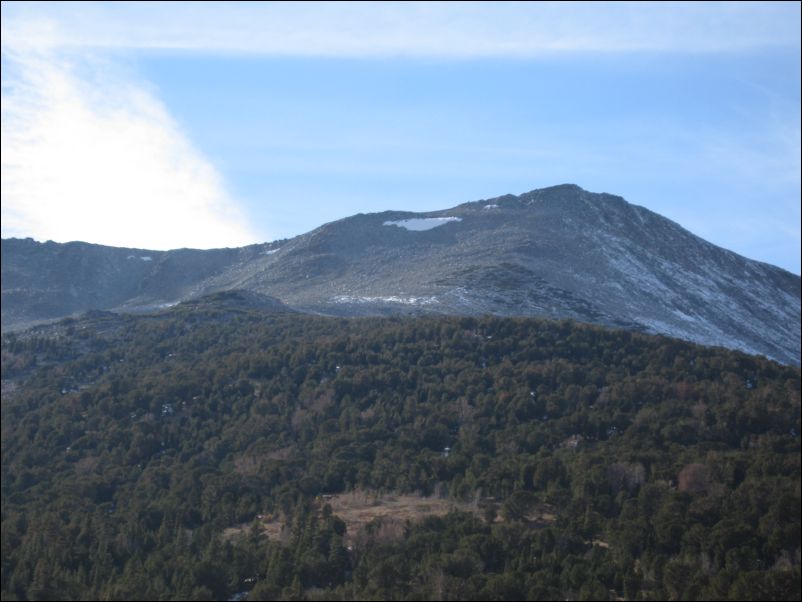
{"left": 1, "top": 46, "right": 260, "bottom": 250}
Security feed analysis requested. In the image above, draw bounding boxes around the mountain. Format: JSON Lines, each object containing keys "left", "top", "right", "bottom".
{"left": 2, "top": 184, "right": 800, "bottom": 364}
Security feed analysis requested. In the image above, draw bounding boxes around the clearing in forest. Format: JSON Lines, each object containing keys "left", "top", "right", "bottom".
{"left": 224, "top": 490, "right": 556, "bottom": 545}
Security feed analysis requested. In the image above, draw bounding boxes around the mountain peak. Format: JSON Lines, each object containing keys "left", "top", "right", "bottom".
{"left": 3, "top": 185, "right": 799, "bottom": 364}
{"left": 532, "top": 182, "right": 585, "bottom": 194}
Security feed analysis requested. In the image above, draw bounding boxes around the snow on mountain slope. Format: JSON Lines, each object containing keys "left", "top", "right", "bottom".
{"left": 3, "top": 184, "right": 799, "bottom": 364}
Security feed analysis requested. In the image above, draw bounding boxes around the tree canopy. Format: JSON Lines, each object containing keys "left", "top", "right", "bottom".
{"left": 2, "top": 305, "right": 800, "bottom": 600}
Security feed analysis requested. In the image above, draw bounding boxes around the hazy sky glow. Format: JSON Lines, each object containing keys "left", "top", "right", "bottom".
{"left": 1, "top": 1, "right": 800, "bottom": 272}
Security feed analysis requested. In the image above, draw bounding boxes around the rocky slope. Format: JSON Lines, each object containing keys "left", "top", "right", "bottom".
{"left": 3, "top": 184, "right": 799, "bottom": 364}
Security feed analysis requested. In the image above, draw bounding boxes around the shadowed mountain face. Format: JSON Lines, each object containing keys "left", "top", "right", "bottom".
{"left": 3, "top": 184, "right": 799, "bottom": 364}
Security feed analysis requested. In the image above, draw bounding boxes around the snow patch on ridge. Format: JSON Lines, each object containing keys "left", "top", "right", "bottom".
{"left": 383, "top": 217, "right": 462, "bottom": 231}
{"left": 334, "top": 295, "right": 438, "bottom": 306}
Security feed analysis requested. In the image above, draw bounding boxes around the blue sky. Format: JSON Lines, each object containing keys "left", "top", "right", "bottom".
{"left": 2, "top": 2, "right": 800, "bottom": 273}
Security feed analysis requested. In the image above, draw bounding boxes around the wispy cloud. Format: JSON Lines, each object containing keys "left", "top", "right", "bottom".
{"left": 2, "top": 1, "right": 799, "bottom": 57}
{"left": 1, "top": 45, "right": 260, "bottom": 250}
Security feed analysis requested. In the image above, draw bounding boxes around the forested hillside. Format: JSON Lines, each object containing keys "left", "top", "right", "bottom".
{"left": 2, "top": 300, "right": 800, "bottom": 600}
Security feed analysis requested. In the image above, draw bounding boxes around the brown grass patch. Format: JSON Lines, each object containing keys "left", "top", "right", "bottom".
{"left": 324, "top": 491, "right": 472, "bottom": 540}
{"left": 224, "top": 490, "right": 556, "bottom": 546}
{"left": 224, "top": 490, "right": 478, "bottom": 545}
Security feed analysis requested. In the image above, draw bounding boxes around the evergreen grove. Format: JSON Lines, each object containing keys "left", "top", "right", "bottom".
{"left": 2, "top": 302, "right": 800, "bottom": 600}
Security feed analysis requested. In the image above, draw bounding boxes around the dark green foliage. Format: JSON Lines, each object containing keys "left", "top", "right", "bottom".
{"left": 1, "top": 307, "right": 800, "bottom": 600}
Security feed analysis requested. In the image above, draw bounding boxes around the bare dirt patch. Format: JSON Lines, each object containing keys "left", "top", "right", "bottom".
{"left": 223, "top": 490, "right": 556, "bottom": 545}
{"left": 324, "top": 491, "right": 474, "bottom": 540}
{"left": 224, "top": 490, "right": 478, "bottom": 545}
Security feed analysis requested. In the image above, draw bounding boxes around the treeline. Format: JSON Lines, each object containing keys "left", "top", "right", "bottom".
{"left": 1, "top": 304, "right": 800, "bottom": 600}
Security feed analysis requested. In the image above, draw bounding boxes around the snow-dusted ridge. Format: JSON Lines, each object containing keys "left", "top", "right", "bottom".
{"left": 3, "top": 184, "right": 799, "bottom": 365}
{"left": 333, "top": 295, "right": 438, "bottom": 306}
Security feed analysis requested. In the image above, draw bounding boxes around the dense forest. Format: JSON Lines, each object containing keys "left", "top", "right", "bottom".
{"left": 1, "top": 294, "right": 800, "bottom": 600}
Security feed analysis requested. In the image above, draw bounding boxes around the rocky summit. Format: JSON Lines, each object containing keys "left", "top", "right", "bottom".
{"left": 2, "top": 184, "right": 800, "bottom": 364}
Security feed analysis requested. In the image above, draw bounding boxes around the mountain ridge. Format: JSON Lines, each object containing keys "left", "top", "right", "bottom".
{"left": 3, "top": 184, "right": 800, "bottom": 364}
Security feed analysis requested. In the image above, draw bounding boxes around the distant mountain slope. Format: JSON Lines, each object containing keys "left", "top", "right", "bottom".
{"left": 2, "top": 184, "right": 800, "bottom": 364}
{"left": 0, "top": 238, "right": 259, "bottom": 327}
